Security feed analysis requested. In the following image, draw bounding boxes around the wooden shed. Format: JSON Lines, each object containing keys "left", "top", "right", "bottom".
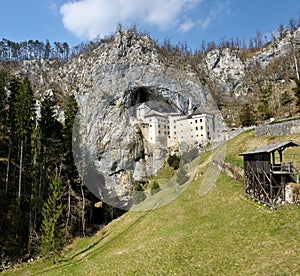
{"left": 240, "top": 141, "right": 299, "bottom": 208}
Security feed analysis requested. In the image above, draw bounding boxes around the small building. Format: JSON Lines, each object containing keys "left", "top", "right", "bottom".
{"left": 240, "top": 141, "right": 299, "bottom": 208}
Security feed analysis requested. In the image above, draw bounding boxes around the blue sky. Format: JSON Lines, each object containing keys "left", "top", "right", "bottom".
{"left": 0, "top": 0, "right": 299, "bottom": 51}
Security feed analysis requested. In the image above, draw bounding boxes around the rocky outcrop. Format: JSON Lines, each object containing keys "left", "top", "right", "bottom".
{"left": 19, "top": 30, "right": 223, "bottom": 209}
{"left": 17, "top": 27, "right": 300, "bottom": 209}
{"left": 204, "top": 48, "right": 245, "bottom": 96}
{"left": 203, "top": 28, "right": 300, "bottom": 97}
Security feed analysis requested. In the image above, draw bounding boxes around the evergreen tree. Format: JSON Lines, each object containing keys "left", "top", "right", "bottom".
{"left": 258, "top": 84, "right": 273, "bottom": 120}
{"left": 150, "top": 181, "right": 161, "bottom": 195}
{"left": 6, "top": 76, "right": 21, "bottom": 194}
{"left": 0, "top": 69, "right": 9, "bottom": 135}
{"left": 239, "top": 104, "right": 256, "bottom": 126}
{"left": 40, "top": 169, "right": 65, "bottom": 262}
{"left": 14, "top": 77, "right": 35, "bottom": 200}
{"left": 63, "top": 94, "right": 79, "bottom": 186}
{"left": 167, "top": 154, "right": 180, "bottom": 170}
{"left": 62, "top": 94, "right": 86, "bottom": 237}
{"left": 39, "top": 94, "right": 64, "bottom": 189}
{"left": 133, "top": 183, "right": 146, "bottom": 204}
{"left": 28, "top": 123, "right": 42, "bottom": 255}
{"left": 39, "top": 94, "right": 62, "bottom": 148}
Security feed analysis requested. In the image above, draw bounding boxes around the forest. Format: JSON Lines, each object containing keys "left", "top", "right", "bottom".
{"left": 0, "top": 71, "right": 124, "bottom": 267}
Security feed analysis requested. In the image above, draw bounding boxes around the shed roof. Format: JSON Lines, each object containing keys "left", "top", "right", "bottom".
{"left": 239, "top": 140, "right": 298, "bottom": 156}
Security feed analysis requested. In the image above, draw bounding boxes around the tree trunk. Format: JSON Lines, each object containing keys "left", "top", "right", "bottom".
{"left": 291, "top": 41, "right": 299, "bottom": 80}
{"left": 65, "top": 180, "right": 71, "bottom": 237}
{"left": 80, "top": 184, "right": 86, "bottom": 236}
{"left": 5, "top": 147, "right": 11, "bottom": 193}
{"left": 293, "top": 51, "right": 299, "bottom": 80}
{"left": 18, "top": 139, "right": 23, "bottom": 200}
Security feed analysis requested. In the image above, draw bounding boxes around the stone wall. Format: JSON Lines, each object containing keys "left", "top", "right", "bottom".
{"left": 254, "top": 119, "right": 300, "bottom": 137}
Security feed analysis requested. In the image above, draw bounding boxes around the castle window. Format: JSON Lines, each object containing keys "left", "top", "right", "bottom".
{"left": 201, "top": 126, "right": 203, "bottom": 130}
{"left": 195, "top": 119, "right": 197, "bottom": 123}
{"left": 200, "top": 119, "right": 202, "bottom": 122}
{"left": 195, "top": 127, "right": 198, "bottom": 131}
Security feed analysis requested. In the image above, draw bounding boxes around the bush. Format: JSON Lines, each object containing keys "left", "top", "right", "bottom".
{"left": 133, "top": 184, "right": 146, "bottom": 204}
{"left": 150, "top": 181, "right": 161, "bottom": 195}
{"left": 167, "top": 154, "right": 181, "bottom": 170}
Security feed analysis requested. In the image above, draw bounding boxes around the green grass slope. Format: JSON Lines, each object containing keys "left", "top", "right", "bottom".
{"left": 5, "top": 130, "right": 300, "bottom": 275}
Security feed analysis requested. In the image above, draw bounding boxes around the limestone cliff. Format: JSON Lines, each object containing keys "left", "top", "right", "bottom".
{"left": 16, "top": 27, "right": 300, "bottom": 208}
{"left": 19, "top": 30, "right": 222, "bottom": 209}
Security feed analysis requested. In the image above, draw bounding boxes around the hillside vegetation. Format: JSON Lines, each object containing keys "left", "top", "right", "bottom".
{"left": 5, "top": 130, "right": 300, "bottom": 275}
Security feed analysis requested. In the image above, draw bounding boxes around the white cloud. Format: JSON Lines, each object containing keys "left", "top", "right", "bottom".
{"left": 179, "top": 20, "right": 195, "bottom": 33}
{"left": 60, "top": 0, "right": 202, "bottom": 39}
{"left": 201, "top": 0, "right": 231, "bottom": 30}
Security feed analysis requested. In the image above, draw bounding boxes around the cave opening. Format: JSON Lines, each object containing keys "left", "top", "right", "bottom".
{"left": 125, "top": 86, "right": 179, "bottom": 114}
{"left": 134, "top": 87, "right": 154, "bottom": 104}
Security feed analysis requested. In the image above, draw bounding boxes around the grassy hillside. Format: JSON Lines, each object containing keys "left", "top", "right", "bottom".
{"left": 4, "top": 130, "right": 300, "bottom": 275}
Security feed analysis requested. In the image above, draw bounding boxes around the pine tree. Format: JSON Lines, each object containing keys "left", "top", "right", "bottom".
{"left": 150, "top": 181, "right": 161, "bottom": 195}
{"left": 40, "top": 169, "right": 65, "bottom": 262}
{"left": 0, "top": 69, "right": 9, "bottom": 135}
{"left": 239, "top": 104, "right": 255, "bottom": 126}
{"left": 258, "top": 84, "right": 273, "bottom": 120}
{"left": 6, "top": 76, "right": 21, "bottom": 193}
{"left": 14, "top": 77, "right": 35, "bottom": 200}
{"left": 62, "top": 94, "right": 86, "bottom": 237}
{"left": 133, "top": 183, "right": 146, "bottom": 204}
{"left": 39, "top": 93, "right": 63, "bottom": 198}
{"left": 63, "top": 94, "right": 79, "bottom": 185}
{"left": 28, "top": 123, "right": 42, "bottom": 255}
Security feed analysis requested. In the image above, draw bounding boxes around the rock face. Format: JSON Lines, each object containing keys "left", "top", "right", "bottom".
{"left": 204, "top": 48, "right": 245, "bottom": 96}
{"left": 17, "top": 27, "right": 300, "bottom": 208}
{"left": 203, "top": 28, "right": 300, "bottom": 97}
{"left": 20, "top": 30, "right": 220, "bottom": 209}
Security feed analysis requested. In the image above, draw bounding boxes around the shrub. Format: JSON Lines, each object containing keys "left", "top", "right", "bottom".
{"left": 150, "top": 181, "right": 161, "bottom": 195}
{"left": 167, "top": 154, "right": 181, "bottom": 170}
{"left": 133, "top": 183, "right": 146, "bottom": 204}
